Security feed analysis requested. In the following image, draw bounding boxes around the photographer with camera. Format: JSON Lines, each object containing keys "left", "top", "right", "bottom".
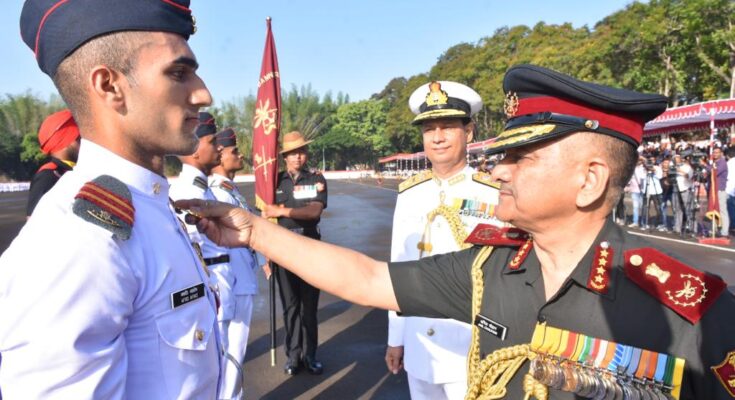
{"left": 659, "top": 157, "right": 674, "bottom": 232}
{"left": 641, "top": 156, "right": 664, "bottom": 230}
{"left": 699, "top": 147, "right": 729, "bottom": 237}
{"left": 671, "top": 154, "right": 694, "bottom": 234}
{"left": 626, "top": 157, "right": 646, "bottom": 228}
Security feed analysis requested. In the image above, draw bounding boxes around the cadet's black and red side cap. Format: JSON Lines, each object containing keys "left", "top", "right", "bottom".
{"left": 20, "top": 0, "right": 196, "bottom": 77}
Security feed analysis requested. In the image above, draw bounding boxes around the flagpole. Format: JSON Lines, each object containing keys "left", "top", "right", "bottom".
{"left": 252, "top": 15, "right": 281, "bottom": 368}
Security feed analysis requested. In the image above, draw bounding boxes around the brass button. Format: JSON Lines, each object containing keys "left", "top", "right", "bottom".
{"left": 195, "top": 329, "right": 204, "bottom": 341}
{"left": 427, "top": 328, "right": 435, "bottom": 337}
{"left": 153, "top": 182, "right": 161, "bottom": 195}
{"left": 629, "top": 254, "right": 643, "bottom": 267}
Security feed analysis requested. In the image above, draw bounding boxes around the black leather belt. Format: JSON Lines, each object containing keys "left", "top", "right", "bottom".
{"left": 203, "top": 255, "right": 230, "bottom": 266}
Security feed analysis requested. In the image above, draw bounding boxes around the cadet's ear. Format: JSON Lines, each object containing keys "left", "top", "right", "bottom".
{"left": 576, "top": 157, "right": 610, "bottom": 209}
{"left": 89, "top": 65, "right": 127, "bottom": 113}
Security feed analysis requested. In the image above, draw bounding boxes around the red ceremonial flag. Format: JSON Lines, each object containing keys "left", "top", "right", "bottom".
{"left": 252, "top": 17, "right": 281, "bottom": 211}
{"left": 705, "top": 162, "right": 722, "bottom": 228}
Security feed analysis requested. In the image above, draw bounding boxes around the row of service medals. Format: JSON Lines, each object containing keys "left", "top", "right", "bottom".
{"left": 528, "top": 323, "right": 684, "bottom": 400}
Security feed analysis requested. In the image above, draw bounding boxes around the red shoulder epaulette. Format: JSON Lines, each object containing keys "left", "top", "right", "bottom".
{"left": 220, "top": 181, "right": 235, "bottom": 191}
{"left": 623, "top": 248, "right": 726, "bottom": 324}
{"left": 37, "top": 161, "right": 57, "bottom": 173}
{"left": 464, "top": 224, "right": 530, "bottom": 247}
{"left": 73, "top": 175, "right": 135, "bottom": 240}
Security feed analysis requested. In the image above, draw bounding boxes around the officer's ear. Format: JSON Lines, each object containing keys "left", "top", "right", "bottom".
{"left": 464, "top": 121, "right": 475, "bottom": 144}
{"left": 89, "top": 65, "right": 127, "bottom": 113}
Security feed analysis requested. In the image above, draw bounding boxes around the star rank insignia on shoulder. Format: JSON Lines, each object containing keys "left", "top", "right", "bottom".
{"left": 464, "top": 224, "right": 530, "bottom": 247}
{"left": 587, "top": 241, "right": 613, "bottom": 294}
{"left": 73, "top": 175, "right": 135, "bottom": 240}
{"left": 398, "top": 170, "right": 433, "bottom": 193}
{"left": 472, "top": 172, "right": 500, "bottom": 189}
{"left": 624, "top": 247, "right": 727, "bottom": 324}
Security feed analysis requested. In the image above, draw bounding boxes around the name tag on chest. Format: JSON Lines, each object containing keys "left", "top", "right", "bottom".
{"left": 293, "top": 185, "right": 317, "bottom": 199}
{"left": 171, "top": 283, "right": 205, "bottom": 309}
{"left": 474, "top": 314, "right": 508, "bottom": 341}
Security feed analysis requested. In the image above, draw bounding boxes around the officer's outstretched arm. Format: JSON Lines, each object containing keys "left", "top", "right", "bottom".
{"left": 174, "top": 199, "right": 400, "bottom": 312}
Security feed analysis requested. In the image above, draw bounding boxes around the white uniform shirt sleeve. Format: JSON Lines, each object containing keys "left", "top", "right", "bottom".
{"left": 0, "top": 217, "right": 137, "bottom": 399}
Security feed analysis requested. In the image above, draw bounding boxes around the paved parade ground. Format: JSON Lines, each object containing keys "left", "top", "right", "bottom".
{"left": 1, "top": 178, "right": 734, "bottom": 399}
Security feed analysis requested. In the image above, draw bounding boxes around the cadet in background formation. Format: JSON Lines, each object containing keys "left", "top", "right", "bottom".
{"left": 209, "top": 127, "right": 265, "bottom": 400}
{"left": 262, "top": 132, "right": 328, "bottom": 376}
{"left": 170, "top": 112, "right": 247, "bottom": 398}
{"left": 26, "top": 109, "right": 80, "bottom": 217}
{"left": 385, "top": 81, "right": 503, "bottom": 399}
{"left": 1, "top": 1, "right": 221, "bottom": 398}
{"left": 178, "top": 64, "right": 735, "bottom": 399}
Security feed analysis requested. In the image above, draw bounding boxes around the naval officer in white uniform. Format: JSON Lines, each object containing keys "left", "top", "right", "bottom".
{"left": 385, "top": 81, "right": 503, "bottom": 399}
{"left": 0, "top": 1, "right": 221, "bottom": 398}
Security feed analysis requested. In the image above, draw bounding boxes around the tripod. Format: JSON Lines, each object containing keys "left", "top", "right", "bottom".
{"left": 670, "top": 174, "right": 689, "bottom": 237}
{"left": 641, "top": 171, "right": 662, "bottom": 232}
{"left": 684, "top": 179, "right": 702, "bottom": 237}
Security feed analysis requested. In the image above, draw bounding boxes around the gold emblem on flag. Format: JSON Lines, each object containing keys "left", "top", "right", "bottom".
{"left": 254, "top": 99, "right": 278, "bottom": 136}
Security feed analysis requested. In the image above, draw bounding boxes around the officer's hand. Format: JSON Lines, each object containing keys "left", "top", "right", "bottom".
{"left": 385, "top": 345, "right": 404, "bottom": 374}
{"left": 174, "top": 199, "right": 252, "bottom": 248}
{"left": 262, "top": 263, "right": 272, "bottom": 279}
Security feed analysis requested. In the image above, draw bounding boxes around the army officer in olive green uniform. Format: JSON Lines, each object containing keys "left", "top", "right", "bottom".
{"left": 176, "top": 65, "right": 735, "bottom": 400}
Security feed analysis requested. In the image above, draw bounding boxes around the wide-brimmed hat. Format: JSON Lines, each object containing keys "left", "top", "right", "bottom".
{"left": 280, "top": 131, "right": 312, "bottom": 154}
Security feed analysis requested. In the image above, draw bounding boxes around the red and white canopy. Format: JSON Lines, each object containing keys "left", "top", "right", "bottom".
{"left": 644, "top": 99, "right": 735, "bottom": 137}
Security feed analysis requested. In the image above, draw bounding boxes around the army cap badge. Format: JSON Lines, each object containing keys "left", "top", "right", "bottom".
{"left": 486, "top": 64, "right": 668, "bottom": 155}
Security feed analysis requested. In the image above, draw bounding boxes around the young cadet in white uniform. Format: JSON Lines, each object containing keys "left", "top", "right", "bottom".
{"left": 208, "top": 128, "right": 265, "bottom": 400}
{"left": 0, "top": 1, "right": 221, "bottom": 399}
{"left": 169, "top": 113, "right": 244, "bottom": 399}
{"left": 385, "top": 81, "right": 503, "bottom": 399}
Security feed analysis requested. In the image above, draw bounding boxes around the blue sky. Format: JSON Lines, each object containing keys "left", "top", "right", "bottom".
{"left": 2, "top": 1, "right": 637, "bottom": 105}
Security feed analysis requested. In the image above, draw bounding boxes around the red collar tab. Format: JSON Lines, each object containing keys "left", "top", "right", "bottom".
{"left": 464, "top": 224, "right": 530, "bottom": 247}
{"left": 624, "top": 248, "right": 726, "bottom": 324}
{"left": 587, "top": 241, "right": 614, "bottom": 294}
{"left": 517, "top": 96, "right": 645, "bottom": 143}
{"left": 508, "top": 239, "right": 533, "bottom": 270}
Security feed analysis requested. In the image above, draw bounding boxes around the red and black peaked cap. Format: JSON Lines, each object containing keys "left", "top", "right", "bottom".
{"left": 20, "top": 0, "right": 196, "bottom": 77}
{"left": 486, "top": 64, "right": 668, "bottom": 155}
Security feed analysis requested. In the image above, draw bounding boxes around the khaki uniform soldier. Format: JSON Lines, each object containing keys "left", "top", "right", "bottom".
{"left": 386, "top": 81, "right": 503, "bottom": 399}
{"left": 176, "top": 64, "right": 735, "bottom": 400}
{"left": 208, "top": 128, "right": 265, "bottom": 400}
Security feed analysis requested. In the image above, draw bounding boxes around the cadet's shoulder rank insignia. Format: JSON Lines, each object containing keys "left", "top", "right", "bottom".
{"left": 624, "top": 247, "right": 726, "bottom": 323}
{"left": 712, "top": 350, "right": 735, "bottom": 397}
{"left": 398, "top": 170, "right": 433, "bottom": 193}
{"left": 472, "top": 172, "right": 500, "bottom": 189}
{"left": 193, "top": 176, "right": 208, "bottom": 190}
{"left": 465, "top": 224, "right": 530, "bottom": 247}
{"left": 218, "top": 181, "right": 235, "bottom": 191}
{"left": 73, "top": 175, "right": 135, "bottom": 240}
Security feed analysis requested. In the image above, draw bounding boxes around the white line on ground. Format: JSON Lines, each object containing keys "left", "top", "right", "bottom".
{"left": 339, "top": 179, "right": 399, "bottom": 192}
{"left": 627, "top": 230, "right": 735, "bottom": 254}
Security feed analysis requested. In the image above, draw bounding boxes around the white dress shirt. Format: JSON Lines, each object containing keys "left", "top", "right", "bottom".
{"left": 388, "top": 166, "right": 504, "bottom": 384}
